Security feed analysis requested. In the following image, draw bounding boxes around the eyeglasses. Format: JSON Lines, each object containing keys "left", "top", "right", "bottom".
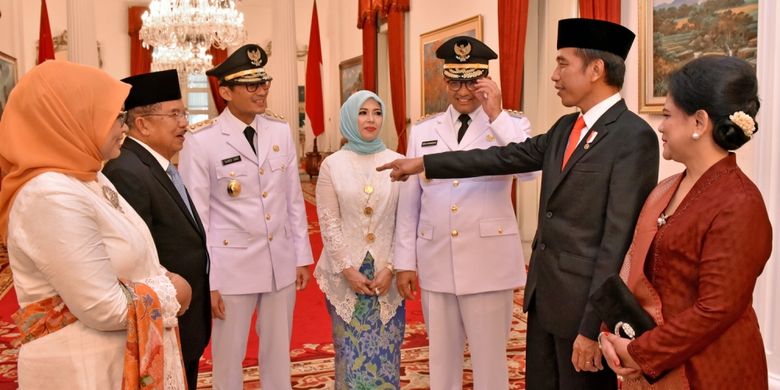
{"left": 446, "top": 79, "right": 479, "bottom": 92}
{"left": 244, "top": 80, "right": 272, "bottom": 93}
{"left": 116, "top": 110, "right": 128, "bottom": 124}
{"left": 140, "top": 110, "right": 190, "bottom": 121}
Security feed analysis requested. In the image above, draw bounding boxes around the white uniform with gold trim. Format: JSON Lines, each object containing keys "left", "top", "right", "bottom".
{"left": 394, "top": 106, "right": 534, "bottom": 390}
{"left": 179, "top": 108, "right": 313, "bottom": 390}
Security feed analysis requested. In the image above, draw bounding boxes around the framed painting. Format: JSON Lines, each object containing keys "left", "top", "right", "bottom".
{"left": 420, "top": 15, "right": 483, "bottom": 115}
{"left": 639, "top": 0, "right": 758, "bottom": 114}
{"left": 0, "top": 51, "right": 19, "bottom": 120}
{"left": 339, "top": 55, "right": 363, "bottom": 105}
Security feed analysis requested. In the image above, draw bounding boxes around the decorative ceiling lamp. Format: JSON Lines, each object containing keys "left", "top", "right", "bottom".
{"left": 151, "top": 46, "right": 213, "bottom": 82}
{"left": 140, "top": 0, "right": 246, "bottom": 76}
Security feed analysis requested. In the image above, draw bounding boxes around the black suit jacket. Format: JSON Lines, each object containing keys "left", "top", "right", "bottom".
{"left": 424, "top": 100, "right": 659, "bottom": 340}
{"left": 103, "top": 138, "right": 211, "bottom": 364}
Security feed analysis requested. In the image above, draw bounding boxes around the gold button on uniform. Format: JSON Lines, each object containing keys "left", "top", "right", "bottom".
{"left": 258, "top": 168, "right": 265, "bottom": 175}
{"left": 268, "top": 234, "right": 273, "bottom": 241}
{"left": 223, "top": 239, "right": 229, "bottom": 246}
{"left": 273, "top": 145, "right": 280, "bottom": 152}
{"left": 265, "top": 213, "right": 271, "bottom": 220}
{"left": 452, "top": 180, "right": 459, "bottom": 187}
{"left": 498, "top": 227, "right": 504, "bottom": 234}
{"left": 451, "top": 230, "right": 459, "bottom": 237}
{"left": 262, "top": 191, "right": 268, "bottom": 198}
{"left": 451, "top": 204, "right": 458, "bottom": 213}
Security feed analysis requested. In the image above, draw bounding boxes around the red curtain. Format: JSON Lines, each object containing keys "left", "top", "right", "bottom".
{"left": 578, "top": 0, "right": 620, "bottom": 23}
{"left": 382, "top": 0, "right": 409, "bottom": 154}
{"left": 357, "top": 0, "right": 381, "bottom": 92}
{"left": 128, "top": 6, "right": 151, "bottom": 76}
{"left": 206, "top": 47, "right": 228, "bottom": 114}
{"left": 497, "top": 0, "right": 529, "bottom": 111}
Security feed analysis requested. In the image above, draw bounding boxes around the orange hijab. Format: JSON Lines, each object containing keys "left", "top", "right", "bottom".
{"left": 0, "top": 60, "right": 130, "bottom": 242}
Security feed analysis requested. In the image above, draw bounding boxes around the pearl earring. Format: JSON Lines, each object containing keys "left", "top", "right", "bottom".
{"left": 692, "top": 132, "right": 701, "bottom": 140}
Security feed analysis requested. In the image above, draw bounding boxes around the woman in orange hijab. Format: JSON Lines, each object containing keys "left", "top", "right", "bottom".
{"left": 0, "top": 60, "right": 190, "bottom": 389}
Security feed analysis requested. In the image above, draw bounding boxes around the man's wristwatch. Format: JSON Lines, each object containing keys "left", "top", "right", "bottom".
{"left": 385, "top": 263, "right": 395, "bottom": 274}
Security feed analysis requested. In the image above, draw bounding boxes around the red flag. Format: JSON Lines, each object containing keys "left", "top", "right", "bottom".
{"left": 37, "top": 0, "right": 55, "bottom": 64}
{"left": 305, "top": 1, "right": 325, "bottom": 137}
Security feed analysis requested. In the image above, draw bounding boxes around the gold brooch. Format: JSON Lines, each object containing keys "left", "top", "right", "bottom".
{"left": 101, "top": 185, "right": 124, "bottom": 213}
{"left": 227, "top": 179, "right": 242, "bottom": 197}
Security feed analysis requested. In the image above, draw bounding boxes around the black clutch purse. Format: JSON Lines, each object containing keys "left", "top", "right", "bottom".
{"left": 590, "top": 274, "right": 656, "bottom": 339}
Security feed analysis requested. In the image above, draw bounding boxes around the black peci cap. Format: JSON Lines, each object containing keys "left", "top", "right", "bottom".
{"left": 435, "top": 36, "right": 497, "bottom": 80}
{"left": 206, "top": 44, "right": 272, "bottom": 84}
{"left": 557, "top": 18, "right": 635, "bottom": 60}
{"left": 121, "top": 69, "right": 182, "bottom": 110}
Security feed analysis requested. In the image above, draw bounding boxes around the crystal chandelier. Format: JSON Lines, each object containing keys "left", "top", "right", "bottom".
{"left": 151, "top": 46, "right": 213, "bottom": 81}
{"left": 140, "top": 0, "right": 246, "bottom": 76}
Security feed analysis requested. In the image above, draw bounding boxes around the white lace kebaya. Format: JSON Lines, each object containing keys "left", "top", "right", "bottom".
{"left": 313, "top": 149, "right": 404, "bottom": 324}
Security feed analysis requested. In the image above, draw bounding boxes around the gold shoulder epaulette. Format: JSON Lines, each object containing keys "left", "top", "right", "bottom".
{"left": 506, "top": 109, "right": 525, "bottom": 118}
{"left": 188, "top": 118, "right": 216, "bottom": 133}
{"left": 415, "top": 111, "right": 444, "bottom": 124}
{"left": 261, "top": 111, "right": 286, "bottom": 123}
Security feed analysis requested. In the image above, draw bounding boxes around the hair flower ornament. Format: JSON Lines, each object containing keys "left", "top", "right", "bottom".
{"left": 729, "top": 111, "right": 756, "bottom": 138}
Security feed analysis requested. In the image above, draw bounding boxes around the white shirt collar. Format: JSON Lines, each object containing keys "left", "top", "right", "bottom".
{"left": 127, "top": 136, "right": 171, "bottom": 172}
{"left": 448, "top": 105, "right": 483, "bottom": 126}
{"left": 581, "top": 92, "right": 622, "bottom": 130}
{"left": 222, "top": 106, "right": 259, "bottom": 132}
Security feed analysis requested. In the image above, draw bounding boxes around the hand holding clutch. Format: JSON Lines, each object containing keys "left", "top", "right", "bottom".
{"left": 589, "top": 274, "right": 655, "bottom": 339}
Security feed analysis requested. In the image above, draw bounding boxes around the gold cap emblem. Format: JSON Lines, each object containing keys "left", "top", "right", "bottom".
{"left": 454, "top": 42, "right": 471, "bottom": 62}
{"left": 248, "top": 49, "right": 263, "bottom": 66}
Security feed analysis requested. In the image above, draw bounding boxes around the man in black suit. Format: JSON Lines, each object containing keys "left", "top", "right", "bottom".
{"left": 379, "top": 18, "right": 659, "bottom": 389}
{"left": 104, "top": 69, "right": 210, "bottom": 390}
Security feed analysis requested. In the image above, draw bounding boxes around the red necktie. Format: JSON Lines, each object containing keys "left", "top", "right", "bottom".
{"left": 561, "top": 115, "right": 586, "bottom": 170}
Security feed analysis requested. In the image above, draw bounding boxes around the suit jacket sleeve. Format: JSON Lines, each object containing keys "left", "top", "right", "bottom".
{"left": 489, "top": 112, "right": 537, "bottom": 182}
{"left": 578, "top": 127, "right": 659, "bottom": 339}
{"left": 422, "top": 117, "right": 562, "bottom": 178}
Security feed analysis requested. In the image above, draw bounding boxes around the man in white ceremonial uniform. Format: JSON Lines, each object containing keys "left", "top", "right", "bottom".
{"left": 393, "top": 36, "right": 535, "bottom": 390}
{"left": 178, "top": 44, "right": 313, "bottom": 390}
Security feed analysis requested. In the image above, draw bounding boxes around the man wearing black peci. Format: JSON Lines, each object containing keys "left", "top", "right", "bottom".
{"left": 379, "top": 18, "right": 659, "bottom": 389}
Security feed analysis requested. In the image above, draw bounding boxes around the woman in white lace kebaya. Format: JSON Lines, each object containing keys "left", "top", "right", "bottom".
{"left": 0, "top": 61, "right": 190, "bottom": 389}
{"left": 314, "top": 90, "right": 405, "bottom": 388}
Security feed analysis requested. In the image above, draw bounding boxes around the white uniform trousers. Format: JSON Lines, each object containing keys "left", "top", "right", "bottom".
{"left": 211, "top": 283, "right": 296, "bottom": 390}
{"left": 421, "top": 288, "right": 514, "bottom": 390}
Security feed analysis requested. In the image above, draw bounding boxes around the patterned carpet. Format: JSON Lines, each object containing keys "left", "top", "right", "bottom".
{"left": 0, "top": 178, "right": 529, "bottom": 389}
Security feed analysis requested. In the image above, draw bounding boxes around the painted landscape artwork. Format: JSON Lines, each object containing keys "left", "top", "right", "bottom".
{"left": 652, "top": 0, "right": 758, "bottom": 97}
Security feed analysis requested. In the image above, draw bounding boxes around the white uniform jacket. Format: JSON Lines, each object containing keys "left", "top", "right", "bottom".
{"left": 178, "top": 108, "right": 314, "bottom": 295}
{"left": 394, "top": 106, "right": 534, "bottom": 295}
